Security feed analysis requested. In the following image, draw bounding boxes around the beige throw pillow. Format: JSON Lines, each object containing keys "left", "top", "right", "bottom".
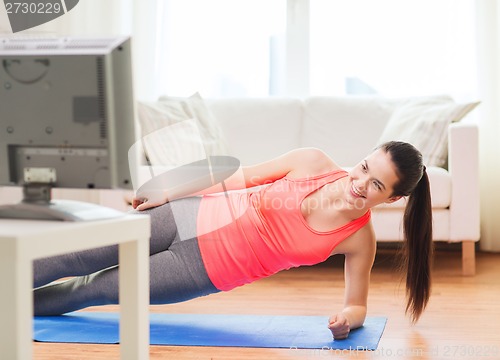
{"left": 137, "top": 93, "right": 230, "bottom": 168}
{"left": 377, "top": 97, "right": 479, "bottom": 167}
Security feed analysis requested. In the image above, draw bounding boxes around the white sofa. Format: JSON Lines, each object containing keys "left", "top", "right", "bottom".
{"left": 0, "top": 96, "right": 480, "bottom": 275}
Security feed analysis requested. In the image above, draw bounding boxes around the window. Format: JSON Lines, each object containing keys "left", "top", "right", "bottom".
{"left": 154, "top": 0, "right": 477, "bottom": 99}
{"left": 156, "top": 0, "right": 286, "bottom": 98}
{"left": 310, "top": 0, "right": 477, "bottom": 99}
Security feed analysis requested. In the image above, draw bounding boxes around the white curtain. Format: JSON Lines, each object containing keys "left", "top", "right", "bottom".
{"left": 475, "top": 0, "right": 500, "bottom": 251}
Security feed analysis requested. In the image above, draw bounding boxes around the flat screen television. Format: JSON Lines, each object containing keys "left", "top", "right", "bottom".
{"left": 0, "top": 36, "right": 138, "bottom": 221}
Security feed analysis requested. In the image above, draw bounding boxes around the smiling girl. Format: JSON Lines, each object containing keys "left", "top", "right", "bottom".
{"left": 34, "top": 141, "right": 432, "bottom": 340}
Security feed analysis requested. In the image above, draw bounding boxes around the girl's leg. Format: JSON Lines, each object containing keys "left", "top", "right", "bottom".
{"left": 34, "top": 237, "right": 218, "bottom": 315}
{"left": 33, "top": 197, "right": 201, "bottom": 288}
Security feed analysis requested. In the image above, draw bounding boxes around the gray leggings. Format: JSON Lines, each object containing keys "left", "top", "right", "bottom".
{"left": 33, "top": 197, "right": 219, "bottom": 316}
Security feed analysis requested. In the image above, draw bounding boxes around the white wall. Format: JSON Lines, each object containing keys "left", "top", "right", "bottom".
{"left": 475, "top": 0, "right": 500, "bottom": 251}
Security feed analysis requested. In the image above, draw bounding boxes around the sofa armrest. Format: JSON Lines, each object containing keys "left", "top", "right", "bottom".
{"left": 448, "top": 122, "right": 480, "bottom": 241}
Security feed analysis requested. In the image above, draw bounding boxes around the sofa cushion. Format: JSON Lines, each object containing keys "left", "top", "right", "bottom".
{"left": 207, "top": 98, "right": 303, "bottom": 165}
{"left": 301, "top": 96, "right": 398, "bottom": 167}
{"left": 377, "top": 96, "right": 479, "bottom": 167}
{"left": 373, "top": 166, "right": 451, "bottom": 209}
{"left": 137, "top": 93, "right": 230, "bottom": 167}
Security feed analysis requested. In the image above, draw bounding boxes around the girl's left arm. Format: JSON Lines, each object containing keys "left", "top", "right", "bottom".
{"left": 133, "top": 147, "right": 336, "bottom": 210}
{"left": 328, "top": 226, "right": 376, "bottom": 339}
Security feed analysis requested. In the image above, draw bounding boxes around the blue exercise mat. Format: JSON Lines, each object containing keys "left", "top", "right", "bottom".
{"left": 34, "top": 312, "right": 386, "bottom": 350}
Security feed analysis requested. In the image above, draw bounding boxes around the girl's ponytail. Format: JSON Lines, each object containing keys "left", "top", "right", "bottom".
{"left": 377, "top": 141, "right": 433, "bottom": 323}
{"left": 401, "top": 168, "right": 433, "bottom": 323}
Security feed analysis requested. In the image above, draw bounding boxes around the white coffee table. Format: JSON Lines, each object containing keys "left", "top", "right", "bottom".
{"left": 0, "top": 214, "right": 150, "bottom": 360}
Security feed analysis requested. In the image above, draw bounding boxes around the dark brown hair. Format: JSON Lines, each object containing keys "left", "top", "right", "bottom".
{"left": 378, "top": 141, "right": 433, "bottom": 323}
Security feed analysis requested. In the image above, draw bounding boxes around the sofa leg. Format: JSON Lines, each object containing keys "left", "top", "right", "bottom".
{"left": 462, "top": 241, "right": 476, "bottom": 276}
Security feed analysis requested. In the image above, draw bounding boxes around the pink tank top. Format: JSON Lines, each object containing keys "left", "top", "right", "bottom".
{"left": 196, "top": 169, "right": 371, "bottom": 291}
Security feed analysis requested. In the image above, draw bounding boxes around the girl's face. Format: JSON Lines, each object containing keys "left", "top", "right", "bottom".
{"left": 345, "top": 149, "right": 402, "bottom": 210}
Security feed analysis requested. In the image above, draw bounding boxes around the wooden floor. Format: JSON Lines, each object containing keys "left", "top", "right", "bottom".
{"left": 34, "top": 248, "right": 500, "bottom": 360}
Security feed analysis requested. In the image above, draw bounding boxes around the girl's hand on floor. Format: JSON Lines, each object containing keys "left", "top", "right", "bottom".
{"left": 328, "top": 313, "right": 350, "bottom": 340}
